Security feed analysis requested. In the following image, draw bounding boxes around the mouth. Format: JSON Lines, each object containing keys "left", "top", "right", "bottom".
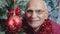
{"left": 29, "top": 20, "right": 40, "bottom": 22}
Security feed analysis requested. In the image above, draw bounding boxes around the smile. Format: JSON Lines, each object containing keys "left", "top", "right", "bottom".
{"left": 30, "top": 20, "right": 40, "bottom": 22}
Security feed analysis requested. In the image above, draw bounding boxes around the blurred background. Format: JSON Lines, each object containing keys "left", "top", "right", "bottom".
{"left": 0, "top": 0, "right": 60, "bottom": 34}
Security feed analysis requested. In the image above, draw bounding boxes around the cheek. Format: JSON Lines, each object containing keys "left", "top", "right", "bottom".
{"left": 25, "top": 13, "right": 31, "bottom": 19}
{"left": 37, "top": 13, "right": 46, "bottom": 23}
{"left": 27, "top": 14, "right": 31, "bottom": 17}
{"left": 38, "top": 14, "right": 44, "bottom": 19}
{"left": 38, "top": 13, "right": 46, "bottom": 19}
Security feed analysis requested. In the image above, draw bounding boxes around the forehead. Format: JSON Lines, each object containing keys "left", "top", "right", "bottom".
{"left": 26, "top": 0, "right": 46, "bottom": 10}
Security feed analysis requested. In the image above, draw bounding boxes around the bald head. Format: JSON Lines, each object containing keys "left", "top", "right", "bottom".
{"left": 26, "top": 0, "right": 47, "bottom": 10}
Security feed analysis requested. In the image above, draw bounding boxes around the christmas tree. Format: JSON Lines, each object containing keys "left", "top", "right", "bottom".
{"left": 0, "top": 0, "right": 27, "bottom": 34}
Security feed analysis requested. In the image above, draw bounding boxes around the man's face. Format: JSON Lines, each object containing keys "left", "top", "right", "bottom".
{"left": 25, "top": 0, "right": 48, "bottom": 28}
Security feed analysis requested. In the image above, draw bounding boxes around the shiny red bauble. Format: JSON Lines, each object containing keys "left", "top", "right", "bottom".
{"left": 7, "top": 5, "right": 22, "bottom": 33}
{"left": 7, "top": 16, "right": 22, "bottom": 32}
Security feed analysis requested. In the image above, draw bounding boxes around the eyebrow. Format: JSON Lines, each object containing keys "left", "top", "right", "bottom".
{"left": 27, "top": 9, "right": 45, "bottom": 12}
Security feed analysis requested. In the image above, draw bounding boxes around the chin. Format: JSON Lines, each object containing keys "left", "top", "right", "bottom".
{"left": 27, "top": 21, "right": 44, "bottom": 28}
{"left": 31, "top": 25, "right": 40, "bottom": 29}
{"left": 29, "top": 23, "right": 40, "bottom": 28}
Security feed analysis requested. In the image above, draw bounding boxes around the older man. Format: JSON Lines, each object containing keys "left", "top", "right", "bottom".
{"left": 22, "top": 0, "right": 60, "bottom": 34}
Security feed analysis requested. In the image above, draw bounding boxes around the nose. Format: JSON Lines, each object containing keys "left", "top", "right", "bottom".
{"left": 31, "top": 11, "right": 37, "bottom": 19}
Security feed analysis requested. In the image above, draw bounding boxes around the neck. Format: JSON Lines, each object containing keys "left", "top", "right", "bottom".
{"left": 33, "top": 26, "right": 40, "bottom": 32}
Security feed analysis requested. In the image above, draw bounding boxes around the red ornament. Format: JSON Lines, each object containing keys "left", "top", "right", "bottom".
{"left": 7, "top": 16, "right": 22, "bottom": 27}
{"left": 15, "top": 5, "right": 21, "bottom": 17}
{"left": 7, "top": 16, "right": 22, "bottom": 33}
{"left": 8, "top": 9, "right": 14, "bottom": 18}
{"left": 7, "top": 5, "right": 22, "bottom": 34}
{"left": 8, "top": 5, "right": 21, "bottom": 17}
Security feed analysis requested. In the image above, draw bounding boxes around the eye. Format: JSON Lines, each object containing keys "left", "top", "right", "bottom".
{"left": 36, "top": 10, "right": 41, "bottom": 13}
{"left": 26, "top": 10, "right": 33, "bottom": 13}
{"left": 36, "top": 10, "right": 44, "bottom": 14}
